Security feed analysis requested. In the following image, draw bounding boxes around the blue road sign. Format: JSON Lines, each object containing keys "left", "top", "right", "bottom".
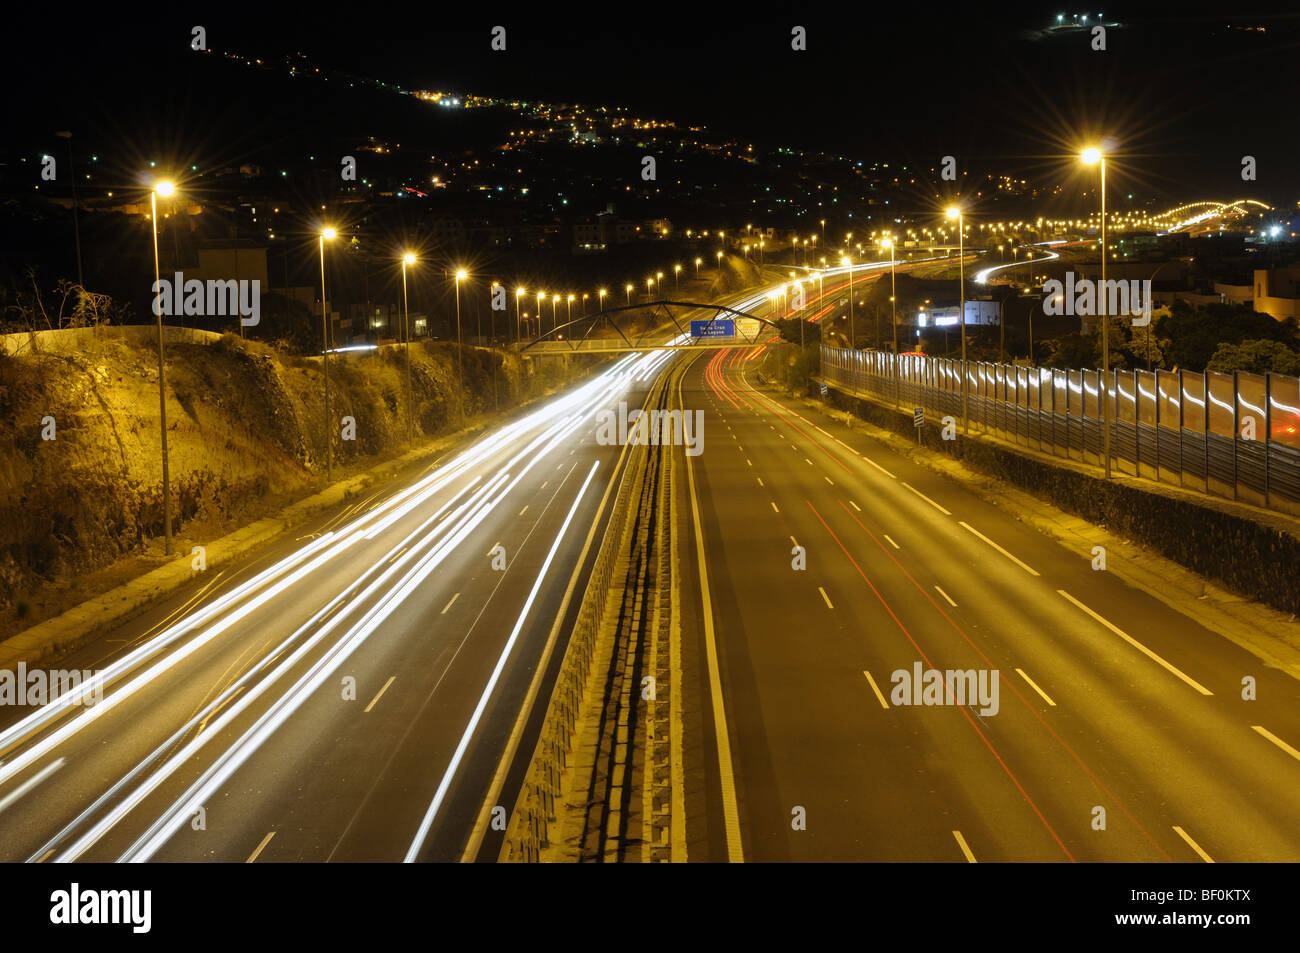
{"left": 913, "top": 407, "right": 924, "bottom": 428}
{"left": 690, "top": 318, "right": 735, "bottom": 339}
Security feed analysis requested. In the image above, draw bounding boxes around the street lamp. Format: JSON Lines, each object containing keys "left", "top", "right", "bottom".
{"left": 716, "top": 250, "right": 723, "bottom": 268}
{"left": 625, "top": 283, "right": 633, "bottom": 305}
{"left": 946, "top": 206, "right": 968, "bottom": 433}
{"left": 401, "top": 252, "right": 416, "bottom": 444}
{"left": 552, "top": 293, "right": 560, "bottom": 331}
{"left": 674, "top": 263, "right": 682, "bottom": 291}
{"left": 455, "top": 269, "right": 467, "bottom": 417}
{"left": 567, "top": 293, "right": 575, "bottom": 324}
{"left": 1081, "top": 146, "right": 1111, "bottom": 478}
{"left": 599, "top": 288, "right": 608, "bottom": 311}
{"left": 150, "top": 180, "right": 177, "bottom": 554}
{"left": 319, "top": 226, "right": 337, "bottom": 481}
{"left": 694, "top": 257, "right": 702, "bottom": 276}
{"left": 515, "top": 287, "right": 525, "bottom": 343}
{"left": 882, "top": 238, "right": 900, "bottom": 407}
{"left": 841, "top": 255, "right": 854, "bottom": 351}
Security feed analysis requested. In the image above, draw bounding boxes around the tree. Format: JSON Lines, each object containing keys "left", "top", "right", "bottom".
{"left": 1157, "top": 300, "right": 1298, "bottom": 371}
{"left": 1206, "top": 339, "right": 1300, "bottom": 376}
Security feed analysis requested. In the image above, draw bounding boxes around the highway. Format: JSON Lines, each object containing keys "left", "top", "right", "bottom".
{"left": 0, "top": 345, "right": 679, "bottom": 863}
{"left": 678, "top": 345, "right": 1300, "bottom": 862}
{"left": 3, "top": 278, "right": 1299, "bottom": 865}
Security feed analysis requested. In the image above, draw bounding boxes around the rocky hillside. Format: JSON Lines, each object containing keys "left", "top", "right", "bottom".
{"left": 0, "top": 327, "right": 603, "bottom": 625}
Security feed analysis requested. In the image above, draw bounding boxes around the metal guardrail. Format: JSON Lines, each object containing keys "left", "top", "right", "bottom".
{"left": 500, "top": 385, "right": 660, "bottom": 861}
{"left": 822, "top": 345, "right": 1300, "bottom": 518}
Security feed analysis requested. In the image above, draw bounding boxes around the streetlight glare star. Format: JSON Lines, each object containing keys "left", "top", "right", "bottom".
{"left": 154, "top": 180, "right": 176, "bottom": 197}
{"left": 322, "top": 227, "right": 337, "bottom": 240}
{"left": 403, "top": 253, "right": 416, "bottom": 264}
{"left": 1081, "top": 147, "right": 1102, "bottom": 165}
{"left": 456, "top": 269, "right": 468, "bottom": 279}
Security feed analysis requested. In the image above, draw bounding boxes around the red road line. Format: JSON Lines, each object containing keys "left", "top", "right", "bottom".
{"left": 833, "top": 499, "right": 1173, "bottom": 861}
{"left": 805, "top": 499, "right": 1075, "bottom": 861}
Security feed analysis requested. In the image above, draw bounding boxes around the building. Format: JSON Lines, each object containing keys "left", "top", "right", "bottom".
{"left": 916, "top": 299, "right": 1000, "bottom": 328}
{"left": 1253, "top": 265, "right": 1300, "bottom": 320}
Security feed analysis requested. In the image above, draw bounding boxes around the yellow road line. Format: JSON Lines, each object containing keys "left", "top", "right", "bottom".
{"left": 818, "top": 586, "right": 834, "bottom": 609}
{"left": 363, "top": 675, "right": 396, "bottom": 713}
{"left": 1251, "top": 725, "right": 1300, "bottom": 763}
{"left": 902, "top": 482, "right": 952, "bottom": 516}
{"left": 959, "top": 521, "right": 1038, "bottom": 576}
{"left": 1173, "top": 825, "right": 1214, "bottom": 863}
{"left": 246, "top": 831, "right": 275, "bottom": 863}
{"left": 862, "top": 671, "right": 889, "bottom": 709}
{"left": 953, "top": 830, "right": 977, "bottom": 863}
{"left": 684, "top": 359, "right": 745, "bottom": 863}
{"left": 1058, "top": 590, "right": 1212, "bottom": 695}
{"left": 1015, "top": 668, "right": 1057, "bottom": 706}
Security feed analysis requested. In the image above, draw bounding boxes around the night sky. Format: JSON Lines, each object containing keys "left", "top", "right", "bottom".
{"left": 3, "top": 3, "right": 1298, "bottom": 199}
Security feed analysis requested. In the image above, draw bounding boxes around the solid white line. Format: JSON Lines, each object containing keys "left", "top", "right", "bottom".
{"left": 959, "top": 521, "right": 1038, "bottom": 576}
{"left": 902, "top": 482, "right": 952, "bottom": 516}
{"left": 363, "top": 675, "right": 396, "bottom": 713}
{"left": 1251, "top": 725, "right": 1300, "bottom": 763}
{"left": 440, "top": 592, "right": 460, "bottom": 615}
{"left": 1015, "top": 668, "right": 1056, "bottom": 706}
{"left": 1058, "top": 590, "right": 1212, "bottom": 695}
{"left": 818, "top": 586, "right": 834, "bottom": 609}
{"left": 1172, "top": 826, "right": 1214, "bottom": 863}
{"left": 953, "top": 830, "right": 977, "bottom": 863}
{"left": 0, "top": 758, "right": 64, "bottom": 815}
{"left": 862, "top": 671, "right": 889, "bottom": 709}
{"left": 246, "top": 831, "right": 275, "bottom": 863}
{"left": 934, "top": 585, "right": 957, "bottom": 607}
{"left": 883, "top": 534, "right": 900, "bottom": 549}
{"left": 403, "top": 462, "right": 601, "bottom": 862}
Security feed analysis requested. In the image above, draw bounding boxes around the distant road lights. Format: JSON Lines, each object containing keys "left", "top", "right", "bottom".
{"left": 149, "top": 179, "right": 178, "bottom": 554}
{"left": 674, "top": 263, "right": 682, "bottom": 290}
{"left": 694, "top": 257, "right": 702, "bottom": 276}
{"left": 625, "top": 283, "right": 633, "bottom": 305}
{"left": 1081, "top": 145, "right": 1111, "bottom": 478}
{"left": 715, "top": 251, "right": 723, "bottom": 267}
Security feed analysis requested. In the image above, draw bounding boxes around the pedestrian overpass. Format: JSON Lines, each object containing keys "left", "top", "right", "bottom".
{"left": 515, "top": 300, "right": 782, "bottom": 354}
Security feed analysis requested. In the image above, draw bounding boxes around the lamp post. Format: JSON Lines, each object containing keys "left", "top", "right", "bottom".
{"left": 1082, "top": 146, "right": 1111, "bottom": 478}
{"left": 946, "top": 206, "right": 968, "bottom": 433}
{"left": 567, "top": 293, "right": 575, "bottom": 325}
{"left": 150, "top": 181, "right": 177, "bottom": 554}
{"left": 319, "top": 226, "right": 337, "bottom": 481}
{"left": 536, "top": 290, "right": 545, "bottom": 334}
{"left": 841, "top": 256, "right": 854, "bottom": 351}
{"left": 625, "top": 283, "right": 633, "bottom": 306}
{"left": 515, "top": 287, "right": 525, "bottom": 344}
{"left": 674, "top": 263, "right": 681, "bottom": 291}
{"left": 694, "top": 257, "right": 702, "bottom": 277}
{"left": 401, "top": 252, "right": 415, "bottom": 444}
{"left": 455, "top": 269, "right": 467, "bottom": 418}
{"left": 552, "top": 293, "right": 560, "bottom": 332}
{"left": 599, "top": 288, "right": 607, "bottom": 313}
